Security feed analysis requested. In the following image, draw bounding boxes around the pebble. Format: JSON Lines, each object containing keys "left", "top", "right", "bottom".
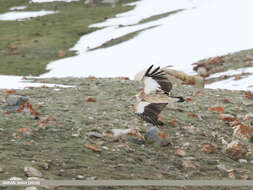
{"left": 102, "top": 146, "right": 109, "bottom": 150}
{"left": 77, "top": 175, "right": 85, "bottom": 180}
{"left": 24, "top": 167, "right": 43, "bottom": 177}
{"left": 175, "top": 149, "right": 186, "bottom": 157}
{"left": 238, "top": 159, "right": 248, "bottom": 163}
{"left": 9, "top": 176, "right": 23, "bottom": 180}
{"left": 2, "top": 95, "right": 28, "bottom": 112}
{"left": 86, "top": 131, "right": 103, "bottom": 138}
{"left": 25, "top": 187, "right": 38, "bottom": 190}
{"left": 197, "top": 67, "right": 207, "bottom": 76}
{"left": 145, "top": 127, "right": 168, "bottom": 145}
{"left": 5, "top": 95, "right": 28, "bottom": 106}
{"left": 0, "top": 168, "right": 4, "bottom": 173}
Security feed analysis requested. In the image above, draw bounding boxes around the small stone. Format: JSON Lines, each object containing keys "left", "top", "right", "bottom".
{"left": 228, "top": 172, "right": 236, "bottom": 179}
{"left": 86, "top": 131, "right": 103, "bottom": 138}
{"left": 182, "top": 160, "right": 196, "bottom": 169}
{"left": 9, "top": 176, "right": 23, "bottom": 180}
{"left": 5, "top": 95, "right": 28, "bottom": 106}
{"left": 77, "top": 175, "right": 85, "bottom": 180}
{"left": 25, "top": 187, "right": 38, "bottom": 190}
{"left": 218, "top": 114, "right": 235, "bottom": 122}
{"left": 42, "top": 163, "right": 49, "bottom": 170}
{"left": 0, "top": 168, "right": 4, "bottom": 173}
{"left": 197, "top": 67, "right": 207, "bottom": 76}
{"left": 200, "top": 142, "right": 216, "bottom": 154}
{"left": 19, "top": 127, "right": 33, "bottom": 137}
{"left": 2, "top": 95, "right": 28, "bottom": 112}
{"left": 86, "top": 176, "right": 97, "bottom": 180}
{"left": 175, "top": 149, "right": 186, "bottom": 157}
{"left": 183, "top": 142, "right": 190, "bottom": 147}
{"left": 102, "top": 146, "right": 109, "bottom": 150}
{"left": 183, "top": 125, "right": 199, "bottom": 134}
{"left": 238, "top": 159, "right": 248, "bottom": 163}
{"left": 216, "top": 164, "right": 233, "bottom": 173}
{"left": 225, "top": 141, "right": 247, "bottom": 161}
{"left": 27, "top": 177, "right": 43, "bottom": 180}
{"left": 145, "top": 127, "right": 168, "bottom": 145}
{"left": 24, "top": 167, "right": 43, "bottom": 177}
{"left": 72, "top": 131, "right": 80, "bottom": 137}
{"left": 57, "top": 50, "right": 66, "bottom": 58}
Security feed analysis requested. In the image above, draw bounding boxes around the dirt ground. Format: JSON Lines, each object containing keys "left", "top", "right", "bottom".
{"left": 0, "top": 76, "right": 253, "bottom": 190}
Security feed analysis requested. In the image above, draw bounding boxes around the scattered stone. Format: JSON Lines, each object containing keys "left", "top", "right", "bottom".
{"left": 9, "top": 176, "right": 23, "bottom": 180}
{"left": 244, "top": 113, "right": 253, "bottom": 121}
{"left": 182, "top": 142, "right": 190, "bottom": 147}
{"left": 216, "top": 164, "right": 233, "bottom": 173}
{"left": 72, "top": 131, "right": 80, "bottom": 137}
{"left": 0, "top": 168, "right": 3, "bottom": 173}
{"left": 42, "top": 163, "right": 49, "bottom": 170}
{"left": 86, "top": 131, "right": 103, "bottom": 138}
{"left": 182, "top": 160, "right": 196, "bottom": 169}
{"left": 175, "top": 149, "right": 186, "bottom": 157}
{"left": 19, "top": 127, "right": 33, "bottom": 137}
{"left": 86, "top": 97, "right": 96, "bottom": 102}
{"left": 77, "top": 175, "right": 85, "bottom": 180}
{"left": 183, "top": 125, "right": 199, "bottom": 134}
{"left": 57, "top": 50, "right": 66, "bottom": 58}
{"left": 218, "top": 114, "right": 236, "bottom": 122}
{"left": 145, "top": 127, "right": 168, "bottom": 145}
{"left": 24, "top": 167, "right": 43, "bottom": 177}
{"left": 197, "top": 67, "right": 207, "bottom": 76}
{"left": 2, "top": 95, "right": 28, "bottom": 112}
{"left": 225, "top": 141, "right": 247, "bottom": 161}
{"left": 238, "top": 159, "right": 248, "bottom": 163}
{"left": 102, "top": 146, "right": 109, "bottom": 150}
{"left": 200, "top": 142, "right": 216, "bottom": 154}
{"left": 228, "top": 172, "right": 236, "bottom": 179}
{"left": 233, "top": 123, "right": 253, "bottom": 143}
{"left": 25, "top": 187, "right": 39, "bottom": 190}
{"left": 86, "top": 176, "right": 97, "bottom": 180}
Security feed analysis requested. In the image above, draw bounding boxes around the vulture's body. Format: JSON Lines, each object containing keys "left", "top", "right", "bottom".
{"left": 134, "top": 65, "right": 184, "bottom": 126}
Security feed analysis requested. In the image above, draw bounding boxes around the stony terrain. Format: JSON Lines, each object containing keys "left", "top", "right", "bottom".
{"left": 0, "top": 77, "right": 253, "bottom": 190}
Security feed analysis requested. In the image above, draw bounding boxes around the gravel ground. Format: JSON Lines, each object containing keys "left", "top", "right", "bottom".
{"left": 0, "top": 76, "right": 253, "bottom": 190}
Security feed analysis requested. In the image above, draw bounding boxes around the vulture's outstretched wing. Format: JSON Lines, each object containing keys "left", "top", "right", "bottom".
{"left": 143, "top": 65, "right": 172, "bottom": 95}
{"left": 135, "top": 101, "right": 167, "bottom": 126}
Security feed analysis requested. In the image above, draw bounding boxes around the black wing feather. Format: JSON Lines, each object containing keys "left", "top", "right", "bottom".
{"left": 138, "top": 103, "right": 167, "bottom": 126}
{"left": 144, "top": 65, "right": 173, "bottom": 94}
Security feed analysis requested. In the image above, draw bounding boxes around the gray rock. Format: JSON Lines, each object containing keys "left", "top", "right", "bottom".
{"left": 2, "top": 95, "right": 28, "bottom": 112}
{"left": 24, "top": 167, "right": 43, "bottom": 177}
{"left": 145, "top": 127, "right": 168, "bottom": 145}
{"left": 25, "top": 187, "right": 38, "bottom": 190}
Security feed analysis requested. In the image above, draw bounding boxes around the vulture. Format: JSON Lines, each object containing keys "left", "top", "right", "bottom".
{"left": 135, "top": 65, "right": 184, "bottom": 126}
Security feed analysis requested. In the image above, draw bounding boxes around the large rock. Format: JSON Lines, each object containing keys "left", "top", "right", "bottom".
{"left": 2, "top": 95, "right": 28, "bottom": 112}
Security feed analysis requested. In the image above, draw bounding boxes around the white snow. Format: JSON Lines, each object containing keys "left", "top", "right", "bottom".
{"left": 0, "top": 75, "right": 74, "bottom": 90}
{"left": 41, "top": 0, "right": 253, "bottom": 82}
{"left": 0, "top": 10, "right": 58, "bottom": 21}
{"left": 1, "top": 0, "right": 253, "bottom": 91}
{"left": 9, "top": 6, "right": 27, "bottom": 11}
